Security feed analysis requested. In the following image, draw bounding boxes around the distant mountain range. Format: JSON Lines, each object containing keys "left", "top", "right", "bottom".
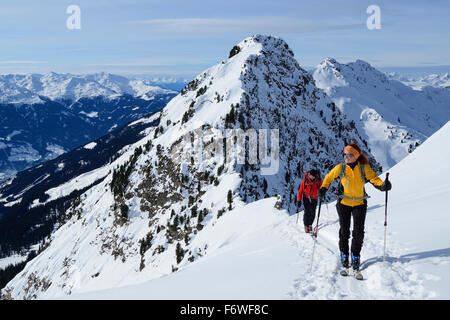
{"left": 0, "top": 72, "right": 176, "bottom": 104}
{"left": 0, "top": 72, "right": 177, "bottom": 178}
{"left": 130, "top": 76, "right": 188, "bottom": 92}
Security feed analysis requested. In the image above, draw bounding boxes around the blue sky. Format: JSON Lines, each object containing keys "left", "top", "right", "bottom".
{"left": 0, "top": 0, "right": 449, "bottom": 78}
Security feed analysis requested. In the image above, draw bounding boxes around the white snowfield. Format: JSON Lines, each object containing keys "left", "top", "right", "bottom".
{"left": 66, "top": 121, "right": 450, "bottom": 300}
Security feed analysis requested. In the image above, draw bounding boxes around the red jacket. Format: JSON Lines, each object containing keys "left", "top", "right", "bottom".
{"left": 297, "top": 172, "right": 322, "bottom": 201}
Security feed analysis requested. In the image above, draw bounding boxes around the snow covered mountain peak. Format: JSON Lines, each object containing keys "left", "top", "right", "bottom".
{"left": 237, "top": 34, "right": 295, "bottom": 55}
{"left": 315, "top": 58, "right": 389, "bottom": 94}
{"left": 313, "top": 58, "right": 450, "bottom": 170}
{"left": 158, "top": 34, "right": 306, "bottom": 145}
{"left": 352, "top": 59, "right": 375, "bottom": 69}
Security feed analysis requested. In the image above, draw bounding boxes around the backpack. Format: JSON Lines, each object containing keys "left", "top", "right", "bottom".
{"left": 337, "top": 162, "right": 370, "bottom": 201}
{"left": 301, "top": 171, "right": 321, "bottom": 199}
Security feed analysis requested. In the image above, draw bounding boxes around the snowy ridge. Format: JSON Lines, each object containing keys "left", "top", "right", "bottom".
{"left": 2, "top": 35, "right": 378, "bottom": 299}
{"left": 313, "top": 58, "right": 450, "bottom": 170}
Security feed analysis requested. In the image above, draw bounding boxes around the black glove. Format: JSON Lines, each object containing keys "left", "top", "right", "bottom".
{"left": 297, "top": 200, "right": 302, "bottom": 207}
{"left": 376, "top": 180, "right": 392, "bottom": 191}
{"left": 319, "top": 187, "right": 327, "bottom": 200}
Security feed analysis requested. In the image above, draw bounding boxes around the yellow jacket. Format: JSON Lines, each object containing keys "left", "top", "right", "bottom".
{"left": 322, "top": 162, "right": 383, "bottom": 207}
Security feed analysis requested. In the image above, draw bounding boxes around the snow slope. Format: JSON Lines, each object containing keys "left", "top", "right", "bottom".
{"left": 67, "top": 121, "right": 450, "bottom": 300}
{"left": 0, "top": 75, "right": 176, "bottom": 175}
{"left": 66, "top": 197, "right": 300, "bottom": 300}
{"left": 313, "top": 58, "right": 450, "bottom": 171}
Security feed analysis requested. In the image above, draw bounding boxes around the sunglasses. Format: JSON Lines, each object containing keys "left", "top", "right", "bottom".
{"left": 343, "top": 153, "right": 354, "bottom": 158}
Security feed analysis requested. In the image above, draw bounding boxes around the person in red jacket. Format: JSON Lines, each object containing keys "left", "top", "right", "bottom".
{"left": 297, "top": 169, "right": 322, "bottom": 233}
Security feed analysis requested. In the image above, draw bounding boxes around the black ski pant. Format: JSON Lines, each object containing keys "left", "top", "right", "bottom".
{"left": 302, "top": 197, "right": 317, "bottom": 227}
{"left": 336, "top": 201, "right": 367, "bottom": 257}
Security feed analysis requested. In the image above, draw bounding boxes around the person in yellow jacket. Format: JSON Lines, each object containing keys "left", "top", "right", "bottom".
{"left": 318, "top": 143, "right": 391, "bottom": 272}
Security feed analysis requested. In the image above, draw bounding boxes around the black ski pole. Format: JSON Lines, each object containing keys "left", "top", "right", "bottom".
{"left": 383, "top": 172, "right": 390, "bottom": 264}
{"left": 309, "top": 198, "right": 322, "bottom": 272}
{"left": 313, "top": 198, "right": 322, "bottom": 238}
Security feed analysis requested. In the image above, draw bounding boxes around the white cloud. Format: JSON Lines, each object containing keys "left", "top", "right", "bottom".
{"left": 127, "top": 17, "right": 364, "bottom": 34}
{"left": 0, "top": 60, "right": 48, "bottom": 64}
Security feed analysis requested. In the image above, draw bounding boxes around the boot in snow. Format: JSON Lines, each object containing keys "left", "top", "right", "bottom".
{"left": 351, "top": 254, "right": 360, "bottom": 270}
{"left": 340, "top": 252, "right": 350, "bottom": 276}
{"left": 351, "top": 254, "right": 364, "bottom": 280}
{"left": 340, "top": 252, "right": 349, "bottom": 268}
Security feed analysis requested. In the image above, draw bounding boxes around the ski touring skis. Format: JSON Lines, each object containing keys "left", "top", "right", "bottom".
{"left": 340, "top": 268, "right": 350, "bottom": 276}
{"left": 339, "top": 268, "right": 364, "bottom": 280}
{"left": 354, "top": 270, "right": 364, "bottom": 280}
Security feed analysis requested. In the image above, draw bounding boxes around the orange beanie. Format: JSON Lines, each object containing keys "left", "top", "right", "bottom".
{"left": 344, "top": 145, "right": 360, "bottom": 159}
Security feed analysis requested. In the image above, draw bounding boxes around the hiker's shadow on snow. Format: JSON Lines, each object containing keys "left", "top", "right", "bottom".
{"left": 361, "top": 247, "right": 450, "bottom": 270}
{"left": 318, "top": 220, "right": 339, "bottom": 231}
{"left": 367, "top": 204, "right": 384, "bottom": 212}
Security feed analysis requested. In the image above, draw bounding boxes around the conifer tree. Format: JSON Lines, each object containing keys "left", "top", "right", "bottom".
{"left": 227, "top": 190, "right": 233, "bottom": 210}
{"left": 176, "top": 243, "right": 185, "bottom": 264}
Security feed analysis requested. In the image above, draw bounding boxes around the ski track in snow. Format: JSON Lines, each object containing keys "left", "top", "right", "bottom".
{"left": 280, "top": 204, "right": 434, "bottom": 300}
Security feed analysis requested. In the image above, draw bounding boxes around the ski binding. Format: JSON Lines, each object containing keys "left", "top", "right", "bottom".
{"left": 340, "top": 268, "right": 349, "bottom": 276}
{"left": 340, "top": 268, "right": 363, "bottom": 280}
{"left": 354, "top": 270, "right": 364, "bottom": 280}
